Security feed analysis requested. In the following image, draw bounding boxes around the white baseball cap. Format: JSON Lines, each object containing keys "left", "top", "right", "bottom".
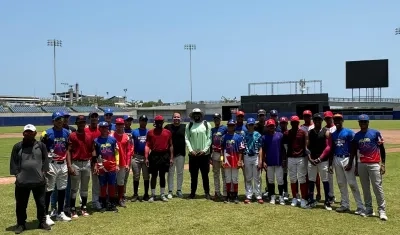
{"left": 23, "top": 124, "right": 36, "bottom": 132}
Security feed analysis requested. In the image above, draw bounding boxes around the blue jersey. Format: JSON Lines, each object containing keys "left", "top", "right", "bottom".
{"left": 331, "top": 128, "right": 354, "bottom": 156}
{"left": 235, "top": 123, "right": 247, "bottom": 137}
{"left": 262, "top": 132, "right": 284, "bottom": 166}
{"left": 132, "top": 128, "right": 148, "bottom": 155}
{"left": 94, "top": 136, "right": 118, "bottom": 171}
{"left": 244, "top": 131, "right": 262, "bottom": 156}
{"left": 211, "top": 125, "right": 228, "bottom": 151}
{"left": 109, "top": 123, "right": 116, "bottom": 131}
{"left": 41, "top": 127, "right": 70, "bottom": 161}
{"left": 353, "top": 129, "right": 383, "bottom": 163}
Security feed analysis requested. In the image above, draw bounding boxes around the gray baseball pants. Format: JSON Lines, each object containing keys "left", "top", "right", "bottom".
{"left": 168, "top": 155, "right": 185, "bottom": 192}
{"left": 70, "top": 160, "right": 91, "bottom": 202}
{"left": 211, "top": 152, "right": 226, "bottom": 196}
{"left": 357, "top": 162, "right": 386, "bottom": 213}
{"left": 91, "top": 167, "right": 100, "bottom": 207}
{"left": 126, "top": 154, "right": 149, "bottom": 194}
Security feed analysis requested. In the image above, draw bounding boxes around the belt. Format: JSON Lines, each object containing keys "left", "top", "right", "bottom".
{"left": 73, "top": 159, "right": 90, "bottom": 162}
{"left": 335, "top": 154, "right": 350, "bottom": 158}
{"left": 51, "top": 160, "right": 65, "bottom": 164}
{"left": 246, "top": 154, "right": 256, "bottom": 157}
{"left": 134, "top": 152, "right": 145, "bottom": 155}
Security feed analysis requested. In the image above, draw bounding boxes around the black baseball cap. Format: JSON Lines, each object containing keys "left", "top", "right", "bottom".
{"left": 139, "top": 115, "right": 148, "bottom": 121}
{"left": 213, "top": 113, "right": 221, "bottom": 119}
{"left": 312, "top": 113, "right": 323, "bottom": 120}
{"left": 257, "top": 109, "right": 266, "bottom": 115}
{"left": 75, "top": 115, "right": 86, "bottom": 123}
{"left": 88, "top": 112, "right": 99, "bottom": 117}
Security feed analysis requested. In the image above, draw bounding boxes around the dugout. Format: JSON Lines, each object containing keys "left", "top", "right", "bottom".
{"left": 240, "top": 94, "right": 330, "bottom": 118}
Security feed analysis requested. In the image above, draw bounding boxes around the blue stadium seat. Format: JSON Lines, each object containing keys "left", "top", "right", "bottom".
{"left": 99, "top": 107, "right": 127, "bottom": 112}
{"left": 71, "top": 106, "right": 102, "bottom": 113}
{"left": 9, "top": 106, "right": 43, "bottom": 113}
{"left": 0, "top": 105, "right": 9, "bottom": 113}
{"left": 41, "top": 106, "right": 73, "bottom": 113}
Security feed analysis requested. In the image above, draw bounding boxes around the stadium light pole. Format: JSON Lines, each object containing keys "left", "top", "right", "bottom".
{"left": 184, "top": 44, "right": 196, "bottom": 103}
{"left": 396, "top": 27, "right": 400, "bottom": 35}
{"left": 47, "top": 39, "right": 62, "bottom": 104}
{"left": 123, "top": 88, "right": 127, "bottom": 102}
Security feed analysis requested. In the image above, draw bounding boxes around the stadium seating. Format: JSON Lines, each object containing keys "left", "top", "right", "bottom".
{"left": 71, "top": 106, "right": 102, "bottom": 113}
{"left": 0, "top": 105, "right": 9, "bottom": 113}
{"left": 99, "top": 107, "right": 127, "bottom": 112}
{"left": 41, "top": 106, "right": 73, "bottom": 113}
{"left": 9, "top": 106, "right": 43, "bottom": 113}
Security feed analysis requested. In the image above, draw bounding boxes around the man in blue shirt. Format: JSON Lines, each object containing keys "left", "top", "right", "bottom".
{"left": 130, "top": 115, "right": 150, "bottom": 202}
{"left": 103, "top": 108, "right": 116, "bottom": 132}
{"left": 331, "top": 114, "right": 364, "bottom": 215}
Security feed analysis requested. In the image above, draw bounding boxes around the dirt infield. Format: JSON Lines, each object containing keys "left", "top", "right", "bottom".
{"left": 0, "top": 133, "right": 21, "bottom": 139}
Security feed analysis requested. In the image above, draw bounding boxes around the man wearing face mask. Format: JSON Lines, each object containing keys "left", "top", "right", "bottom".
{"left": 185, "top": 108, "right": 212, "bottom": 199}
{"left": 11, "top": 124, "right": 51, "bottom": 234}
{"left": 103, "top": 108, "right": 116, "bottom": 132}
{"left": 164, "top": 112, "right": 186, "bottom": 199}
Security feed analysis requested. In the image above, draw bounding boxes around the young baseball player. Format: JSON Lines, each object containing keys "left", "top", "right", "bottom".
{"left": 287, "top": 115, "right": 308, "bottom": 208}
{"left": 324, "top": 111, "right": 336, "bottom": 204}
{"left": 122, "top": 115, "right": 134, "bottom": 201}
{"left": 279, "top": 117, "right": 290, "bottom": 201}
{"left": 260, "top": 119, "right": 286, "bottom": 205}
{"left": 331, "top": 114, "right": 364, "bottom": 215}
{"left": 307, "top": 113, "right": 332, "bottom": 210}
{"left": 112, "top": 118, "right": 133, "bottom": 207}
{"left": 243, "top": 118, "right": 263, "bottom": 204}
{"left": 351, "top": 114, "right": 387, "bottom": 220}
{"left": 145, "top": 115, "right": 174, "bottom": 202}
{"left": 67, "top": 115, "right": 94, "bottom": 218}
{"left": 130, "top": 115, "right": 150, "bottom": 202}
{"left": 41, "top": 112, "right": 72, "bottom": 225}
{"left": 210, "top": 113, "right": 228, "bottom": 201}
{"left": 221, "top": 119, "right": 245, "bottom": 204}
{"left": 93, "top": 122, "right": 119, "bottom": 213}
{"left": 235, "top": 111, "right": 247, "bottom": 194}
{"left": 103, "top": 109, "right": 116, "bottom": 131}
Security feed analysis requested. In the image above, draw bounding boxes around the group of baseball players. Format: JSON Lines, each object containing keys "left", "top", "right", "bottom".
{"left": 11, "top": 107, "right": 388, "bottom": 233}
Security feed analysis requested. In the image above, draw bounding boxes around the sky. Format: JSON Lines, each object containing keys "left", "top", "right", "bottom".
{"left": 0, "top": 0, "right": 399, "bottom": 103}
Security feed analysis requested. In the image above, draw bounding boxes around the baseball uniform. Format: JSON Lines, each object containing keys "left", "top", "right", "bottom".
{"left": 131, "top": 127, "right": 150, "bottom": 200}
{"left": 85, "top": 124, "right": 102, "bottom": 209}
{"left": 211, "top": 124, "right": 228, "bottom": 198}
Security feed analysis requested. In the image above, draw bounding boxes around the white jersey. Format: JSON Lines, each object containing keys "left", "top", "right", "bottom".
{"left": 300, "top": 124, "right": 314, "bottom": 132}
{"left": 325, "top": 125, "right": 336, "bottom": 133}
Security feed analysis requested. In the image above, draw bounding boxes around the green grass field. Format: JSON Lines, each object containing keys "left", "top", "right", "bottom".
{"left": 1, "top": 121, "right": 399, "bottom": 234}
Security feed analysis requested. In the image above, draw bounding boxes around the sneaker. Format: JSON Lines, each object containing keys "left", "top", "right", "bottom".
{"left": 142, "top": 194, "right": 149, "bottom": 201}
{"left": 131, "top": 194, "right": 139, "bottom": 202}
{"left": 213, "top": 193, "right": 220, "bottom": 202}
{"left": 57, "top": 212, "right": 71, "bottom": 222}
{"left": 296, "top": 193, "right": 301, "bottom": 203}
{"left": 119, "top": 199, "right": 126, "bottom": 208}
{"left": 257, "top": 198, "right": 264, "bottom": 204}
{"left": 291, "top": 198, "right": 298, "bottom": 207}
{"left": 148, "top": 195, "right": 155, "bottom": 203}
{"left": 365, "top": 210, "right": 375, "bottom": 217}
{"left": 205, "top": 194, "right": 211, "bottom": 200}
{"left": 38, "top": 222, "right": 51, "bottom": 231}
{"left": 279, "top": 196, "right": 285, "bottom": 205}
{"left": 176, "top": 191, "right": 183, "bottom": 198}
{"left": 355, "top": 208, "right": 366, "bottom": 217}
{"left": 161, "top": 194, "right": 168, "bottom": 202}
{"left": 283, "top": 192, "right": 289, "bottom": 201}
{"left": 234, "top": 195, "right": 239, "bottom": 204}
{"left": 328, "top": 196, "right": 336, "bottom": 204}
{"left": 50, "top": 208, "right": 57, "bottom": 217}
{"left": 46, "top": 215, "right": 55, "bottom": 226}
{"left": 108, "top": 204, "right": 119, "bottom": 212}
{"left": 300, "top": 199, "right": 307, "bottom": 209}
{"left": 14, "top": 224, "right": 25, "bottom": 234}
{"left": 262, "top": 191, "right": 269, "bottom": 200}
{"left": 81, "top": 208, "right": 89, "bottom": 217}
{"left": 244, "top": 198, "right": 251, "bottom": 204}
{"left": 379, "top": 211, "right": 388, "bottom": 221}
{"left": 324, "top": 202, "right": 333, "bottom": 211}
{"left": 100, "top": 207, "right": 106, "bottom": 213}
{"left": 270, "top": 195, "right": 276, "bottom": 204}
{"left": 93, "top": 201, "right": 102, "bottom": 210}
{"left": 316, "top": 194, "right": 322, "bottom": 202}
{"left": 336, "top": 206, "right": 350, "bottom": 213}
{"left": 167, "top": 192, "right": 173, "bottom": 199}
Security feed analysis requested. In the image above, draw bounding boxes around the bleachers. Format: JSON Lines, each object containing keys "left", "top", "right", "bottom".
{"left": 70, "top": 106, "right": 102, "bottom": 113}
{"left": 9, "top": 106, "right": 43, "bottom": 113}
{"left": 99, "top": 107, "right": 127, "bottom": 112}
{"left": 41, "top": 106, "right": 73, "bottom": 113}
{"left": 0, "top": 106, "right": 9, "bottom": 113}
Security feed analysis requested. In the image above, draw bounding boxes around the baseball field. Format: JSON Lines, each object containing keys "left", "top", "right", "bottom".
{"left": 1, "top": 120, "right": 399, "bottom": 234}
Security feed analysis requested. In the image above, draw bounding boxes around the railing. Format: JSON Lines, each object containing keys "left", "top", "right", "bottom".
{"left": 329, "top": 97, "right": 400, "bottom": 103}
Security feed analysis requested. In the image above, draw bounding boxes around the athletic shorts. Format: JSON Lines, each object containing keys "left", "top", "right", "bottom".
{"left": 148, "top": 151, "right": 170, "bottom": 173}
{"left": 98, "top": 171, "right": 117, "bottom": 186}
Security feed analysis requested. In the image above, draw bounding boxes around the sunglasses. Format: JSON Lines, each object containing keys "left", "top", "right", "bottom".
{"left": 105, "top": 114, "right": 112, "bottom": 117}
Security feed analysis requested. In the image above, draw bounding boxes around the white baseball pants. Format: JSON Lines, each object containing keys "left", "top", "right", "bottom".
{"left": 333, "top": 156, "right": 364, "bottom": 209}
{"left": 267, "top": 166, "right": 284, "bottom": 185}
{"left": 329, "top": 171, "right": 335, "bottom": 197}
{"left": 244, "top": 155, "right": 262, "bottom": 199}
{"left": 211, "top": 152, "right": 226, "bottom": 196}
{"left": 46, "top": 161, "right": 68, "bottom": 192}
{"left": 168, "top": 155, "right": 185, "bottom": 192}
{"left": 224, "top": 168, "right": 239, "bottom": 186}
{"left": 308, "top": 161, "right": 329, "bottom": 182}
{"left": 288, "top": 157, "right": 307, "bottom": 184}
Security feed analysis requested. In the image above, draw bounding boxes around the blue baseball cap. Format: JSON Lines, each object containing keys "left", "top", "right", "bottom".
{"left": 52, "top": 112, "right": 64, "bottom": 120}
{"left": 98, "top": 121, "right": 109, "bottom": 127}
{"left": 247, "top": 118, "right": 256, "bottom": 124}
{"left": 104, "top": 108, "right": 113, "bottom": 115}
{"left": 227, "top": 119, "right": 236, "bottom": 125}
{"left": 124, "top": 115, "right": 133, "bottom": 121}
{"left": 63, "top": 111, "right": 70, "bottom": 117}
{"left": 358, "top": 114, "right": 369, "bottom": 121}
{"left": 270, "top": 110, "right": 278, "bottom": 116}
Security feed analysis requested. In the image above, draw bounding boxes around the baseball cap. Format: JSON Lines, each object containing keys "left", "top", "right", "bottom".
{"left": 227, "top": 119, "right": 236, "bottom": 125}
{"left": 123, "top": 115, "right": 133, "bottom": 121}
{"left": 154, "top": 115, "right": 164, "bottom": 121}
{"left": 63, "top": 111, "right": 71, "bottom": 117}
{"left": 104, "top": 108, "right": 113, "bottom": 115}
{"left": 89, "top": 112, "right": 99, "bottom": 117}
{"left": 257, "top": 109, "right": 266, "bottom": 115}
{"left": 23, "top": 124, "right": 36, "bottom": 132}
{"left": 247, "top": 118, "right": 256, "bottom": 124}
{"left": 192, "top": 108, "right": 202, "bottom": 113}
{"left": 333, "top": 113, "right": 343, "bottom": 119}
{"left": 236, "top": 111, "right": 245, "bottom": 117}
{"left": 303, "top": 110, "right": 312, "bottom": 116}
{"left": 312, "top": 113, "right": 323, "bottom": 120}
{"left": 98, "top": 121, "right": 109, "bottom": 127}
{"left": 115, "top": 118, "right": 125, "bottom": 124}
{"left": 279, "top": 117, "right": 288, "bottom": 123}
{"left": 324, "top": 111, "right": 333, "bottom": 118}
{"left": 213, "top": 113, "right": 222, "bottom": 119}
{"left": 265, "top": 119, "right": 275, "bottom": 126}
{"left": 52, "top": 112, "right": 64, "bottom": 120}
{"left": 75, "top": 115, "right": 86, "bottom": 123}
{"left": 290, "top": 115, "right": 300, "bottom": 122}
{"left": 270, "top": 110, "right": 278, "bottom": 116}
{"left": 139, "top": 115, "right": 148, "bottom": 121}
{"left": 358, "top": 114, "right": 370, "bottom": 121}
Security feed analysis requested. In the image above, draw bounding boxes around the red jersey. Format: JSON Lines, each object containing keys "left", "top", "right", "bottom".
{"left": 146, "top": 128, "right": 172, "bottom": 152}
{"left": 112, "top": 132, "right": 133, "bottom": 167}
{"left": 287, "top": 128, "right": 306, "bottom": 157}
{"left": 68, "top": 131, "right": 94, "bottom": 161}
{"left": 85, "top": 126, "right": 101, "bottom": 139}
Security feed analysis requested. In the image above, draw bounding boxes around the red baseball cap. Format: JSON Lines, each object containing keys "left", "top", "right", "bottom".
{"left": 265, "top": 119, "right": 275, "bottom": 126}
{"left": 333, "top": 113, "right": 343, "bottom": 119}
{"left": 303, "top": 110, "right": 312, "bottom": 116}
{"left": 324, "top": 111, "right": 333, "bottom": 118}
{"left": 115, "top": 118, "right": 124, "bottom": 124}
{"left": 279, "top": 117, "right": 288, "bottom": 123}
{"left": 154, "top": 115, "right": 164, "bottom": 121}
{"left": 290, "top": 115, "right": 300, "bottom": 122}
{"left": 236, "top": 111, "right": 245, "bottom": 116}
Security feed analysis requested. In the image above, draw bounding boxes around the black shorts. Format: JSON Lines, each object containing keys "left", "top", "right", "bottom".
{"left": 148, "top": 151, "right": 170, "bottom": 173}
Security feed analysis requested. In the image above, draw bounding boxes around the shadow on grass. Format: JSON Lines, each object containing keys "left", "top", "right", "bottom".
{"left": 5, "top": 220, "right": 41, "bottom": 232}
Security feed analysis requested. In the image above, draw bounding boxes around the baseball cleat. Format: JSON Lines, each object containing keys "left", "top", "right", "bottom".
{"left": 328, "top": 196, "right": 336, "bottom": 204}
{"left": 270, "top": 195, "right": 276, "bottom": 204}
{"left": 279, "top": 196, "right": 285, "bottom": 205}
{"left": 379, "top": 212, "right": 388, "bottom": 221}
{"left": 161, "top": 194, "right": 169, "bottom": 202}
{"left": 316, "top": 194, "right": 322, "bottom": 202}
{"left": 365, "top": 209, "right": 375, "bottom": 217}
{"left": 291, "top": 198, "right": 298, "bottom": 207}
{"left": 257, "top": 198, "right": 264, "bottom": 204}
{"left": 234, "top": 197, "right": 239, "bottom": 204}
{"left": 355, "top": 208, "right": 366, "bottom": 217}
{"left": 148, "top": 195, "right": 155, "bottom": 203}
{"left": 57, "top": 212, "right": 71, "bottom": 222}
{"left": 188, "top": 194, "right": 196, "bottom": 199}
{"left": 81, "top": 208, "right": 89, "bottom": 217}
{"left": 205, "top": 194, "right": 211, "bottom": 200}
{"left": 223, "top": 196, "right": 229, "bottom": 203}
{"left": 14, "top": 225, "right": 25, "bottom": 234}
{"left": 300, "top": 199, "right": 307, "bottom": 209}
{"left": 38, "top": 222, "right": 51, "bottom": 231}
{"left": 335, "top": 206, "right": 350, "bottom": 213}
{"left": 283, "top": 192, "right": 289, "bottom": 201}
{"left": 45, "top": 215, "right": 55, "bottom": 226}
{"left": 244, "top": 198, "right": 251, "bottom": 204}
{"left": 71, "top": 210, "right": 78, "bottom": 219}
{"left": 119, "top": 199, "right": 127, "bottom": 208}
{"left": 296, "top": 193, "right": 301, "bottom": 203}
{"left": 176, "top": 191, "right": 183, "bottom": 198}
{"left": 324, "top": 202, "right": 333, "bottom": 211}
{"left": 167, "top": 192, "right": 173, "bottom": 199}
{"left": 50, "top": 208, "right": 57, "bottom": 217}
{"left": 131, "top": 194, "right": 139, "bottom": 202}
{"left": 142, "top": 194, "right": 150, "bottom": 201}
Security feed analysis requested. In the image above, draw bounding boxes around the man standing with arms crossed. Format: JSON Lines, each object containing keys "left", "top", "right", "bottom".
{"left": 185, "top": 108, "right": 212, "bottom": 199}
{"left": 130, "top": 115, "right": 150, "bottom": 202}
{"left": 331, "top": 114, "right": 364, "bottom": 215}
{"left": 349, "top": 114, "right": 388, "bottom": 220}
{"left": 165, "top": 112, "right": 186, "bottom": 199}
{"left": 324, "top": 111, "right": 336, "bottom": 204}
{"left": 67, "top": 115, "right": 94, "bottom": 218}
{"left": 210, "top": 113, "right": 227, "bottom": 201}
